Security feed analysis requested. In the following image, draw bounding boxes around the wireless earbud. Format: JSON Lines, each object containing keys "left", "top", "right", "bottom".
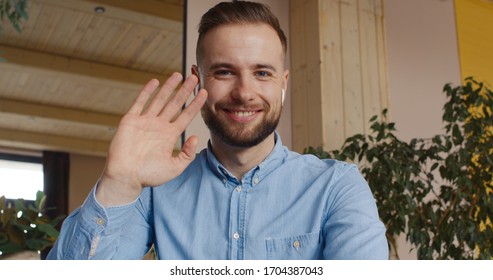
{"left": 281, "top": 89, "right": 285, "bottom": 105}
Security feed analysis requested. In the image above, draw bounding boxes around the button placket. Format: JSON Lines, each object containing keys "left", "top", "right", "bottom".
{"left": 229, "top": 180, "right": 244, "bottom": 259}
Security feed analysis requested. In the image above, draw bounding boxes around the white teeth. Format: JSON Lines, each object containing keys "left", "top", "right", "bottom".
{"left": 234, "top": 111, "right": 255, "bottom": 117}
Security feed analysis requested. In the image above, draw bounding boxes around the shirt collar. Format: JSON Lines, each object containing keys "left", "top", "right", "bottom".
{"left": 205, "top": 131, "right": 287, "bottom": 184}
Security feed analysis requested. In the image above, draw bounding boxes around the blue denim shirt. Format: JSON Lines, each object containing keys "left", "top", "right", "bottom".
{"left": 48, "top": 134, "right": 388, "bottom": 260}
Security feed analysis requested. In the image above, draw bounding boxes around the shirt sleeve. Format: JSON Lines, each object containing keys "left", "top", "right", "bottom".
{"left": 46, "top": 184, "right": 153, "bottom": 260}
{"left": 322, "top": 164, "right": 389, "bottom": 260}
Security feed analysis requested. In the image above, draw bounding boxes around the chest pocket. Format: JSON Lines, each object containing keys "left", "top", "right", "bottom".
{"left": 265, "top": 231, "right": 322, "bottom": 259}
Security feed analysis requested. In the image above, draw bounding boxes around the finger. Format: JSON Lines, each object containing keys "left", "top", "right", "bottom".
{"left": 127, "top": 79, "right": 160, "bottom": 115}
{"left": 173, "top": 88, "right": 207, "bottom": 129}
{"left": 144, "top": 72, "right": 183, "bottom": 116}
{"left": 159, "top": 74, "right": 199, "bottom": 120}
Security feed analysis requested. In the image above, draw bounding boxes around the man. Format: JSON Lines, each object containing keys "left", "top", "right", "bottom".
{"left": 47, "top": 1, "right": 388, "bottom": 260}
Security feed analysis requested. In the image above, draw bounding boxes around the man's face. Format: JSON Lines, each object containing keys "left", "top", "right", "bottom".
{"left": 197, "top": 23, "right": 289, "bottom": 148}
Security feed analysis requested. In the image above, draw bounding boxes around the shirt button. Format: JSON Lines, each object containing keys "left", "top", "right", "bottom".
{"left": 236, "top": 186, "right": 242, "bottom": 192}
{"left": 96, "top": 218, "right": 105, "bottom": 225}
{"left": 223, "top": 178, "right": 227, "bottom": 184}
{"left": 253, "top": 177, "right": 259, "bottom": 185}
{"left": 293, "top": 240, "right": 300, "bottom": 248}
{"left": 233, "top": 232, "right": 240, "bottom": 240}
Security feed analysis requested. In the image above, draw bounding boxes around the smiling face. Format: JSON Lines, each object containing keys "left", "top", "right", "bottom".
{"left": 197, "top": 23, "right": 289, "bottom": 148}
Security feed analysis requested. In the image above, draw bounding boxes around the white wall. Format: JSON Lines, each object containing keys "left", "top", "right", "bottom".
{"left": 383, "top": 0, "right": 461, "bottom": 259}
{"left": 185, "top": 0, "right": 292, "bottom": 151}
{"left": 384, "top": 0, "right": 461, "bottom": 142}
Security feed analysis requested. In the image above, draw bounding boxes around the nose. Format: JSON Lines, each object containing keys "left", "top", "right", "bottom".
{"left": 231, "top": 75, "right": 256, "bottom": 102}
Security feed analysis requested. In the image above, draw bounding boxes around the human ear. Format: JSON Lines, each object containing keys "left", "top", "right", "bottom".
{"left": 191, "top": 65, "right": 201, "bottom": 94}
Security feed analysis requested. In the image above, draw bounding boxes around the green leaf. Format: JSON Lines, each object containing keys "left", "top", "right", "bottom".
{"left": 36, "top": 223, "right": 59, "bottom": 238}
{"left": 35, "top": 190, "right": 46, "bottom": 211}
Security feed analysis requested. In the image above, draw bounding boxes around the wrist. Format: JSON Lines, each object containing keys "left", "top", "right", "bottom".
{"left": 96, "top": 172, "right": 142, "bottom": 207}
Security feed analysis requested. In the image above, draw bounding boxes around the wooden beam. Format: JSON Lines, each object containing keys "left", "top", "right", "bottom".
{"left": 0, "top": 44, "right": 166, "bottom": 87}
{"left": 290, "top": 0, "right": 324, "bottom": 152}
{"left": 0, "top": 98, "right": 121, "bottom": 127}
{"left": 0, "top": 128, "right": 110, "bottom": 156}
{"left": 84, "top": 0, "right": 183, "bottom": 22}
{"left": 290, "top": 0, "right": 390, "bottom": 152}
{"left": 32, "top": 0, "right": 182, "bottom": 31}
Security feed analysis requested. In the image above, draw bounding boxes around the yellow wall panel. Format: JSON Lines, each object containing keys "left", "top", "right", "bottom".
{"left": 455, "top": 0, "right": 493, "bottom": 85}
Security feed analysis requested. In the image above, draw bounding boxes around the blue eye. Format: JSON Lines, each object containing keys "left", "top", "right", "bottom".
{"left": 255, "top": 71, "right": 272, "bottom": 79}
{"left": 214, "top": 70, "right": 233, "bottom": 76}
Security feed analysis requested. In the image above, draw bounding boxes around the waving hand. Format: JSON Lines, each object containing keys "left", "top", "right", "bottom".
{"left": 96, "top": 73, "right": 207, "bottom": 206}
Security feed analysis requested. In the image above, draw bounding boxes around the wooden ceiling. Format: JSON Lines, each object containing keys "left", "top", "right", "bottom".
{"left": 0, "top": 0, "right": 183, "bottom": 156}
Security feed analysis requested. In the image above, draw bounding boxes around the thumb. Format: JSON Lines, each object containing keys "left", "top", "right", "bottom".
{"left": 179, "top": 135, "right": 199, "bottom": 161}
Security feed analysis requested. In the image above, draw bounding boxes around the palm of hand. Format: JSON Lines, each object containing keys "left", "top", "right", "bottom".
{"left": 103, "top": 73, "right": 207, "bottom": 189}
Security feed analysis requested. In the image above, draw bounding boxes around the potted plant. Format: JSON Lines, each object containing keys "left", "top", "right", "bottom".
{"left": 0, "top": 190, "right": 64, "bottom": 259}
{"left": 305, "top": 78, "right": 493, "bottom": 259}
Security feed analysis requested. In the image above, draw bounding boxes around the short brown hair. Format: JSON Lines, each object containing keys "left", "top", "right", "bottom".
{"left": 196, "top": 1, "right": 287, "bottom": 65}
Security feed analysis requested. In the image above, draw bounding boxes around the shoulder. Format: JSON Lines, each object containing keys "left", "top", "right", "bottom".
{"left": 283, "top": 150, "right": 371, "bottom": 199}
{"left": 283, "top": 149, "right": 359, "bottom": 179}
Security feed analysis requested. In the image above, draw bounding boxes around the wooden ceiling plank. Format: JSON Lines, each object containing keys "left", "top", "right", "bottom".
{"left": 136, "top": 29, "right": 177, "bottom": 72}
{"left": 153, "top": 33, "right": 182, "bottom": 73}
{"left": 122, "top": 27, "right": 158, "bottom": 67}
{"left": 2, "top": 71, "right": 16, "bottom": 96}
{"left": 0, "top": 98, "right": 121, "bottom": 127}
{"left": 35, "top": 6, "right": 65, "bottom": 51}
{"left": 91, "top": 18, "right": 129, "bottom": 62}
{"left": 0, "top": 127, "right": 109, "bottom": 156}
{"left": 0, "top": 44, "right": 167, "bottom": 86}
{"left": 27, "top": 5, "right": 54, "bottom": 49}
{"left": 32, "top": 0, "right": 182, "bottom": 32}
{"left": 48, "top": 9, "right": 85, "bottom": 55}
{"left": 71, "top": 15, "right": 108, "bottom": 60}
{"left": 106, "top": 25, "right": 150, "bottom": 66}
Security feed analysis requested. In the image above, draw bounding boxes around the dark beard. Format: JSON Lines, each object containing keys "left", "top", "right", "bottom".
{"left": 201, "top": 105, "right": 281, "bottom": 148}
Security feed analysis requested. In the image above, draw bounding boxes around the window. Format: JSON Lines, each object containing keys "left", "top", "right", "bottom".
{"left": 0, "top": 153, "right": 43, "bottom": 201}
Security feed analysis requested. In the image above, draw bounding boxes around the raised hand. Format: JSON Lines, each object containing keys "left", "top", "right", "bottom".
{"left": 96, "top": 73, "right": 207, "bottom": 206}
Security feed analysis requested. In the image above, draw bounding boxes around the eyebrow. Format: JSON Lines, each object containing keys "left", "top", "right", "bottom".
{"left": 255, "top": 64, "right": 277, "bottom": 72}
{"left": 208, "top": 63, "right": 234, "bottom": 71}
{"left": 208, "top": 63, "right": 278, "bottom": 72}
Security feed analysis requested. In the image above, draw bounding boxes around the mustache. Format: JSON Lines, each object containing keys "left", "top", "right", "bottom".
{"left": 216, "top": 100, "right": 270, "bottom": 111}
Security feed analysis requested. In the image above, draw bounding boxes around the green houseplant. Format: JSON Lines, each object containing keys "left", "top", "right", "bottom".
{"left": 305, "top": 78, "right": 493, "bottom": 259}
{"left": 0, "top": 0, "right": 28, "bottom": 33}
{"left": 0, "top": 0, "right": 28, "bottom": 61}
{"left": 0, "top": 190, "right": 64, "bottom": 259}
